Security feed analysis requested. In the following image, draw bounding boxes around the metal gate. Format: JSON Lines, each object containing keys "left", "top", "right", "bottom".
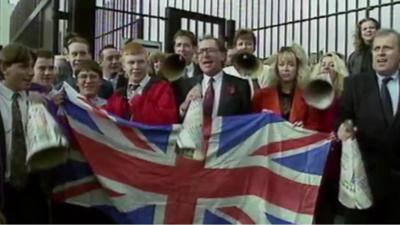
{"left": 164, "top": 7, "right": 235, "bottom": 53}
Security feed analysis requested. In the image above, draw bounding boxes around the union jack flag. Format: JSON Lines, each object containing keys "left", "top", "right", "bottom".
{"left": 53, "top": 84, "right": 332, "bottom": 224}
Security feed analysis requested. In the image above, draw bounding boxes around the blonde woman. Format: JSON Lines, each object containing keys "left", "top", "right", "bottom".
{"left": 306, "top": 52, "right": 349, "bottom": 132}
{"left": 252, "top": 43, "right": 310, "bottom": 125}
{"left": 308, "top": 52, "right": 349, "bottom": 224}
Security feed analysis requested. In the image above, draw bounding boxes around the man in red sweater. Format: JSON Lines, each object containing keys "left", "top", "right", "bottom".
{"left": 104, "top": 42, "right": 178, "bottom": 125}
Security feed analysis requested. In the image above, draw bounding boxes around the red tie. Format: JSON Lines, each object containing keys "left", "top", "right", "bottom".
{"left": 203, "top": 78, "right": 215, "bottom": 116}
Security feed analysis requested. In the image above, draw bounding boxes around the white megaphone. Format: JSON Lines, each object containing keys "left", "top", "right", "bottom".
{"left": 25, "top": 103, "right": 68, "bottom": 171}
{"left": 304, "top": 73, "right": 335, "bottom": 110}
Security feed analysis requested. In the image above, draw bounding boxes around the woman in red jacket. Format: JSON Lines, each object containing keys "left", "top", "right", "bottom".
{"left": 252, "top": 44, "right": 310, "bottom": 125}
{"left": 308, "top": 52, "right": 349, "bottom": 224}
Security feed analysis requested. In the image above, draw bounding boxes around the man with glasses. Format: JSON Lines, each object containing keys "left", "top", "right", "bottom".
{"left": 179, "top": 36, "right": 251, "bottom": 117}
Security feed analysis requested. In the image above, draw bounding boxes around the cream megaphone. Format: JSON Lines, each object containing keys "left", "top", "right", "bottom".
{"left": 26, "top": 102, "right": 68, "bottom": 171}
{"left": 304, "top": 73, "right": 335, "bottom": 110}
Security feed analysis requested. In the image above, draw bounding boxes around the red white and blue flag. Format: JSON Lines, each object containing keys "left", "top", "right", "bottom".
{"left": 53, "top": 85, "right": 332, "bottom": 224}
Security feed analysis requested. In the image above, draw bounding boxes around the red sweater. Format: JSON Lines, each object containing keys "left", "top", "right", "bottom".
{"left": 104, "top": 79, "right": 178, "bottom": 125}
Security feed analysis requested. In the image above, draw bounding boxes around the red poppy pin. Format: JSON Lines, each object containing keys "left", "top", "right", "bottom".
{"left": 227, "top": 86, "right": 236, "bottom": 95}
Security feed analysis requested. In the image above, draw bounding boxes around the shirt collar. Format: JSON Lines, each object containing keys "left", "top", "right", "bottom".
{"left": 376, "top": 70, "right": 399, "bottom": 83}
{"left": 128, "top": 74, "right": 151, "bottom": 89}
{"left": 186, "top": 63, "right": 194, "bottom": 74}
{"left": 0, "top": 82, "right": 26, "bottom": 100}
{"left": 203, "top": 71, "right": 223, "bottom": 84}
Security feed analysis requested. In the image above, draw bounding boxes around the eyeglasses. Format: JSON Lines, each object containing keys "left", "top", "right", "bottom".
{"left": 197, "top": 48, "right": 220, "bottom": 55}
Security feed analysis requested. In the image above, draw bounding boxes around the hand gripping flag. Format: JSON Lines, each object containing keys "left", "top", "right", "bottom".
{"left": 52, "top": 83, "right": 332, "bottom": 224}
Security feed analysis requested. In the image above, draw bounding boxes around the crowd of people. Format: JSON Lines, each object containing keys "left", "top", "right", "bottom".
{"left": 0, "top": 16, "right": 399, "bottom": 224}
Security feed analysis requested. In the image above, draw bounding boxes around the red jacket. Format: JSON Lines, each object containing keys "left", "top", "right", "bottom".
{"left": 252, "top": 87, "right": 309, "bottom": 124}
{"left": 104, "top": 78, "right": 179, "bottom": 125}
{"left": 305, "top": 98, "right": 340, "bottom": 133}
{"left": 306, "top": 99, "right": 341, "bottom": 180}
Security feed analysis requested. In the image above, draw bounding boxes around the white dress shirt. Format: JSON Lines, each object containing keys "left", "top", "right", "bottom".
{"left": 202, "top": 72, "right": 223, "bottom": 117}
{"left": 376, "top": 71, "right": 399, "bottom": 115}
{"left": 0, "top": 82, "right": 29, "bottom": 178}
{"left": 186, "top": 62, "right": 195, "bottom": 78}
{"left": 126, "top": 75, "right": 151, "bottom": 100}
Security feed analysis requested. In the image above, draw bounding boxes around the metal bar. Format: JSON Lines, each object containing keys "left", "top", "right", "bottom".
{"left": 335, "top": 0, "right": 338, "bottom": 51}
{"left": 345, "top": 0, "right": 348, "bottom": 58}
{"left": 264, "top": 0, "right": 267, "bottom": 55}
{"left": 95, "top": 6, "right": 166, "bottom": 20}
{"left": 366, "top": 0, "right": 370, "bottom": 17}
{"left": 102, "top": 0, "right": 106, "bottom": 47}
{"left": 277, "top": 0, "right": 280, "bottom": 50}
{"left": 257, "top": 0, "right": 260, "bottom": 56}
{"left": 210, "top": 0, "right": 213, "bottom": 16}
{"left": 308, "top": 0, "right": 311, "bottom": 55}
{"left": 52, "top": 0, "right": 59, "bottom": 53}
{"left": 270, "top": 0, "right": 274, "bottom": 55}
{"left": 182, "top": 0, "right": 184, "bottom": 9}
{"left": 203, "top": 0, "right": 206, "bottom": 32}
{"left": 222, "top": 0, "right": 225, "bottom": 19}
{"left": 300, "top": 0, "right": 303, "bottom": 44}
{"left": 245, "top": 0, "right": 248, "bottom": 27}
{"left": 149, "top": 0, "right": 152, "bottom": 40}
{"left": 355, "top": 0, "right": 359, "bottom": 23}
{"left": 239, "top": 0, "right": 242, "bottom": 27}
{"left": 230, "top": 0, "right": 233, "bottom": 20}
{"left": 317, "top": 0, "right": 320, "bottom": 56}
{"left": 378, "top": 0, "right": 382, "bottom": 21}
{"left": 95, "top": 20, "right": 141, "bottom": 39}
{"left": 196, "top": 0, "right": 199, "bottom": 34}
{"left": 157, "top": 0, "right": 160, "bottom": 42}
{"left": 112, "top": 0, "right": 116, "bottom": 44}
{"left": 326, "top": 0, "right": 329, "bottom": 52}
{"left": 122, "top": 0, "right": 126, "bottom": 41}
{"left": 390, "top": 0, "right": 394, "bottom": 28}
{"left": 284, "top": 0, "right": 288, "bottom": 46}
{"left": 251, "top": 0, "right": 254, "bottom": 29}
{"left": 292, "top": 0, "right": 295, "bottom": 42}
{"left": 217, "top": 0, "right": 220, "bottom": 17}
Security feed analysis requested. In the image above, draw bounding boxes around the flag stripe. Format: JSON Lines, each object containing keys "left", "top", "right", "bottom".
{"left": 251, "top": 133, "right": 329, "bottom": 157}
{"left": 219, "top": 206, "right": 256, "bottom": 224}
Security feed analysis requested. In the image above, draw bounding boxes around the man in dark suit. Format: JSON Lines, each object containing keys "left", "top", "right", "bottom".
{"left": 338, "top": 28, "right": 400, "bottom": 223}
{"left": 171, "top": 30, "right": 203, "bottom": 105}
{"left": 179, "top": 36, "right": 251, "bottom": 117}
{"left": 99, "top": 44, "right": 127, "bottom": 91}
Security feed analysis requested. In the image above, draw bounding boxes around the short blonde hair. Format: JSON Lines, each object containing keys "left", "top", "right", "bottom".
{"left": 310, "top": 52, "right": 349, "bottom": 96}
{"left": 122, "top": 42, "right": 146, "bottom": 56}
